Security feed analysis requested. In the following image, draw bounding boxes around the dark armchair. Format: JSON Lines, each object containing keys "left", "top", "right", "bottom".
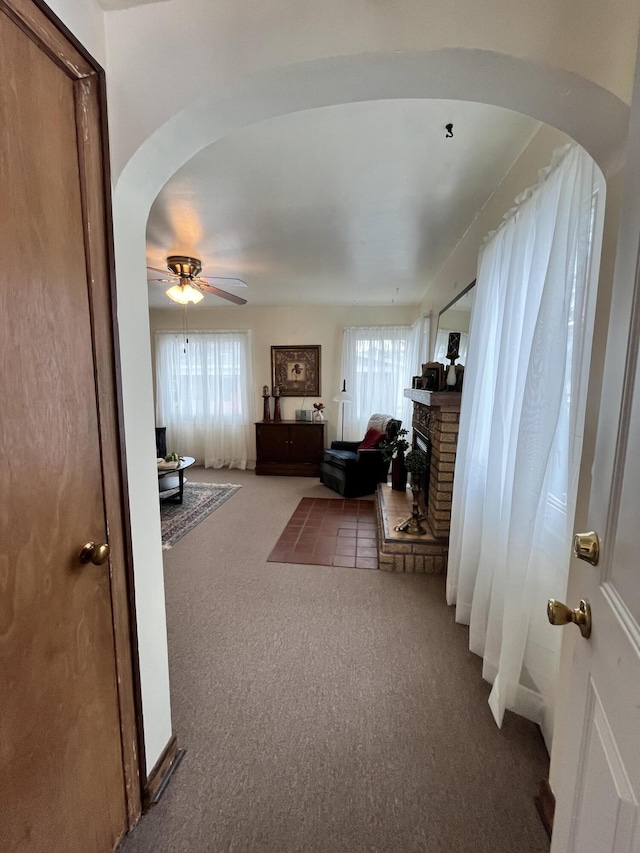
{"left": 319, "top": 414, "right": 402, "bottom": 498}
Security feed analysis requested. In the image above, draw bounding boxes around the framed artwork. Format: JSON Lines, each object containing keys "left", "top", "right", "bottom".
{"left": 421, "top": 362, "right": 445, "bottom": 392}
{"left": 271, "top": 345, "right": 321, "bottom": 397}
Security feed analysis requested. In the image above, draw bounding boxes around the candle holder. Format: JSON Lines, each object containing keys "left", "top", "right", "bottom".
{"left": 273, "top": 385, "right": 282, "bottom": 422}
{"left": 262, "top": 393, "right": 271, "bottom": 421}
{"left": 405, "top": 448, "right": 427, "bottom": 534}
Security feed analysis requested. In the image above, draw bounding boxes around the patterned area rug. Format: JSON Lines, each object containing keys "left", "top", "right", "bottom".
{"left": 161, "top": 482, "right": 241, "bottom": 550}
{"left": 267, "top": 497, "right": 378, "bottom": 569}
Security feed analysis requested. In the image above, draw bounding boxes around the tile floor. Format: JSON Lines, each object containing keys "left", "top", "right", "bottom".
{"left": 266, "top": 497, "right": 378, "bottom": 569}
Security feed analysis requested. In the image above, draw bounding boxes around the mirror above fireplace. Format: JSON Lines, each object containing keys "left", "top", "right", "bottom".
{"left": 435, "top": 280, "right": 475, "bottom": 366}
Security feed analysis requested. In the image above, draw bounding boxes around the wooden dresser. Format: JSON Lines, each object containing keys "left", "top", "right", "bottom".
{"left": 255, "top": 420, "right": 326, "bottom": 476}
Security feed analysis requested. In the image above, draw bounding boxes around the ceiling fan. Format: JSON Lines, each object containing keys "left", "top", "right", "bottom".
{"left": 147, "top": 255, "right": 248, "bottom": 306}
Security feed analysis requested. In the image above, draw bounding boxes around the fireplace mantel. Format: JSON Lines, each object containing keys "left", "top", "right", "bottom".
{"left": 403, "top": 388, "right": 462, "bottom": 407}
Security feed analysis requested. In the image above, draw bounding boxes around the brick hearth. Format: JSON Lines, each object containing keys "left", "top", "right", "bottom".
{"left": 374, "top": 389, "right": 462, "bottom": 573}
{"left": 375, "top": 484, "right": 448, "bottom": 573}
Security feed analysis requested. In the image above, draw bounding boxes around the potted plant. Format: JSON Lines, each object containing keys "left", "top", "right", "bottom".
{"left": 381, "top": 428, "right": 410, "bottom": 491}
{"left": 405, "top": 447, "right": 428, "bottom": 483}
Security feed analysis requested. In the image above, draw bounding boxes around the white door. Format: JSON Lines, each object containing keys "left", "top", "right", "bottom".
{"left": 550, "top": 42, "right": 640, "bottom": 853}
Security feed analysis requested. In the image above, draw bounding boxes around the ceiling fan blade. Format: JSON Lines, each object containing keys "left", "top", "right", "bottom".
{"left": 198, "top": 283, "right": 247, "bottom": 305}
{"left": 197, "top": 276, "right": 248, "bottom": 288}
{"left": 147, "top": 265, "right": 177, "bottom": 276}
{"left": 147, "top": 278, "right": 175, "bottom": 283}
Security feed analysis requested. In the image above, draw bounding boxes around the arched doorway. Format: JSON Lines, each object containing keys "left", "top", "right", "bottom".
{"left": 113, "top": 47, "right": 628, "bottom": 782}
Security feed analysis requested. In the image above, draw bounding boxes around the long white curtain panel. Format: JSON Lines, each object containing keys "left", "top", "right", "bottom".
{"left": 155, "top": 330, "right": 255, "bottom": 469}
{"left": 446, "top": 144, "right": 603, "bottom": 747}
{"left": 340, "top": 317, "right": 429, "bottom": 439}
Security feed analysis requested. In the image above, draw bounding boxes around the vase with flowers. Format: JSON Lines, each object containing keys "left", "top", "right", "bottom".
{"left": 312, "top": 402, "right": 325, "bottom": 422}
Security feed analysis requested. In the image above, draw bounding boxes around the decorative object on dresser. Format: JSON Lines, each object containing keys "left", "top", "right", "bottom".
{"left": 320, "top": 414, "right": 401, "bottom": 498}
{"left": 312, "top": 402, "right": 325, "bottom": 421}
{"left": 262, "top": 385, "right": 271, "bottom": 421}
{"left": 272, "top": 384, "right": 282, "bottom": 421}
{"left": 271, "top": 345, "right": 321, "bottom": 397}
{"left": 255, "top": 420, "right": 325, "bottom": 476}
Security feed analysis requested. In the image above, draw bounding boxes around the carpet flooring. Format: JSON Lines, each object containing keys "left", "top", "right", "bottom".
{"left": 267, "top": 497, "right": 378, "bottom": 569}
{"left": 161, "top": 481, "right": 241, "bottom": 549}
{"left": 119, "top": 469, "right": 550, "bottom": 853}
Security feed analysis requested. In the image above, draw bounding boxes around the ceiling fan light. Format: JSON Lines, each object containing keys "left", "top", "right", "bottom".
{"left": 166, "top": 283, "right": 204, "bottom": 305}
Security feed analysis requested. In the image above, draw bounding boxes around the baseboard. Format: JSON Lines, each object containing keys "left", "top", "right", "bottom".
{"left": 143, "top": 734, "right": 186, "bottom": 810}
{"left": 534, "top": 779, "right": 555, "bottom": 839}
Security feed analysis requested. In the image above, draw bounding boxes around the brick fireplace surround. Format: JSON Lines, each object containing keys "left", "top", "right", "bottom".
{"left": 375, "top": 389, "right": 462, "bottom": 573}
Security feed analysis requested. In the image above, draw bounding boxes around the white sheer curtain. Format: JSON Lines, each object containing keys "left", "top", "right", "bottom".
{"left": 341, "top": 317, "right": 429, "bottom": 439}
{"left": 155, "top": 330, "right": 255, "bottom": 469}
{"left": 446, "top": 144, "right": 602, "bottom": 747}
{"left": 434, "top": 328, "right": 469, "bottom": 364}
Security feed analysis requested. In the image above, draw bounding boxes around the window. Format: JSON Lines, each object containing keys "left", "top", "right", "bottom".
{"left": 341, "top": 318, "right": 428, "bottom": 439}
{"left": 155, "top": 330, "right": 254, "bottom": 469}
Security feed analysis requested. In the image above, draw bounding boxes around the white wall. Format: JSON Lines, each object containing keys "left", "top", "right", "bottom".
{"left": 150, "top": 303, "right": 417, "bottom": 452}
{"left": 420, "top": 123, "right": 573, "bottom": 344}
{"left": 113, "top": 192, "right": 173, "bottom": 775}
{"left": 103, "top": 0, "right": 638, "bottom": 181}
{"left": 46, "top": 0, "right": 106, "bottom": 67}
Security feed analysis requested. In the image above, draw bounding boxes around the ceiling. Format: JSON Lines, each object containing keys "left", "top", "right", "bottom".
{"left": 97, "top": 0, "right": 167, "bottom": 10}
{"left": 146, "top": 100, "right": 539, "bottom": 308}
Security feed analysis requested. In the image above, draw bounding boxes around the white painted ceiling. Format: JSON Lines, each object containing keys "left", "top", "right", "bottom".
{"left": 97, "top": 0, "right": 167, "bottom": 10}
{"left": 146, "top": 100, "right": 539, "bottom": 308}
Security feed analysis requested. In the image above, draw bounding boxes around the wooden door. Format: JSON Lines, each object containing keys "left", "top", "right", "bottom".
{"left": 550, "top": 36, "right": 640, "bottom": 853}
{"left": 0, "top": 2, "right": 140, "bottom": 850}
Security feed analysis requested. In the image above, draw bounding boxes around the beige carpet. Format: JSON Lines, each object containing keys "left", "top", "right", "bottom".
{"left": 119, "top": 469, "right": 549, "bottom": 853}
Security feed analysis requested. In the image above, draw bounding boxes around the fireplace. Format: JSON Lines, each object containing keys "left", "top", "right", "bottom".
{"left": 404, "top": 388, "right": 462, "bottom": 540}
{"left": 413, "top": 427, "right": 431, "bottom": 510}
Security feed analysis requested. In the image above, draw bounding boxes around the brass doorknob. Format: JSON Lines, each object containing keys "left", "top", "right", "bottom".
{"left": 79, "top": 541, "right": 110, "bottom": 566}
{"left": 573, "top": 531, "right": 599, "bottom": 566}
{"left": 547, "top": 598, "right": 591, "bottom": 639}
